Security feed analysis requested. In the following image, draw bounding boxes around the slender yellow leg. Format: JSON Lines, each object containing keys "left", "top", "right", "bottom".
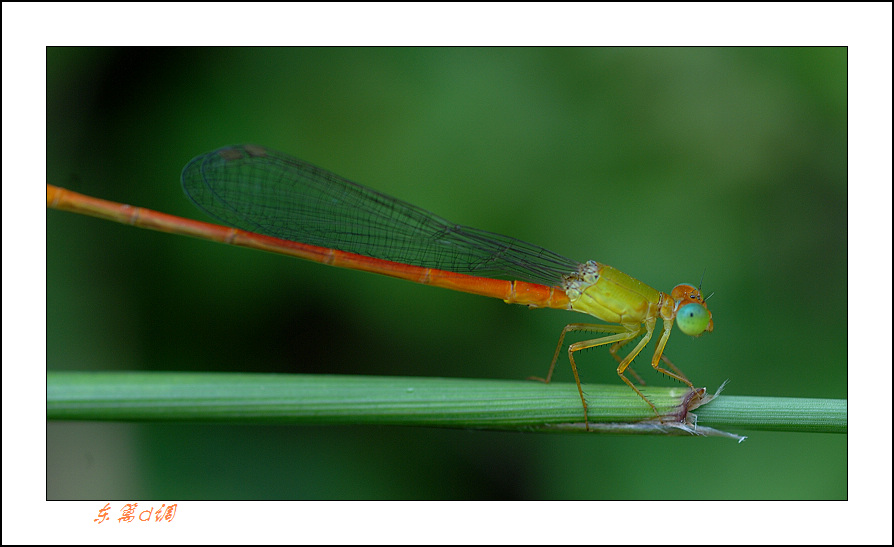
{"left": 531, "top": 322, "right": 643, "bottom": 429}
{"left": 608, "top": 336, "right": 647, "bottom": 385}
{"left": 613, "top": 336, "right": 685, "bottom": 384}
{"left": 566, "top": 327, "right": 644, "bottom": 428}
{"left": 607, "top": 322, "right": 662, "bottom": 419}
{"left": 609, "top": 330, "right": 698, "bottom": 387}
{"left": 648, "top": 320, "right": 695, "bottom": 389}
{"left": 659, "top": 354, "right": 690, "bottom": 384}
{"left": 531, "top": 320, "right": 696, "bottom": 429}
{"left": 532, "top": 323, "right": 632, "bottom": 383}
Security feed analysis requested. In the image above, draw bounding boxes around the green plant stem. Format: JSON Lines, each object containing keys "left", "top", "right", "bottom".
{"left": 47, "top": 371, "right": 846, "bottom": 436}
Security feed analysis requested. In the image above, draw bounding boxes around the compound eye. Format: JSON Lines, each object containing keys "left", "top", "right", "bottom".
{"left": 677, "top": 303, "right": 711, "bottom": 336}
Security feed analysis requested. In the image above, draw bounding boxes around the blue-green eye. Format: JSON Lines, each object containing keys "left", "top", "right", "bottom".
{"left": 677, "top": 303, "right": 710, "bottom": 336}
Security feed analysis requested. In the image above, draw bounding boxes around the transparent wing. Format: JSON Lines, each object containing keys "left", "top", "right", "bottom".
{"left": 182, "top": 144, "right": 580, "bottom": 286}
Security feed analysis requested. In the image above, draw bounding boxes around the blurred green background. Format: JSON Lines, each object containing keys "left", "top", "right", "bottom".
{"left": 47, "top": 47, "right": 846, "bottom": 500}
